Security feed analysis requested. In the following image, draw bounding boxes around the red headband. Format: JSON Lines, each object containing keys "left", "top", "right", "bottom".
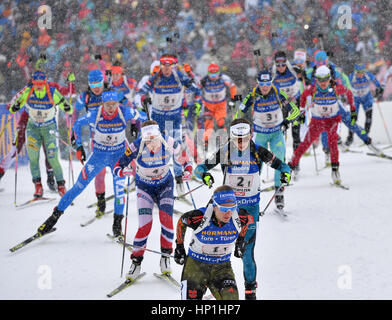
{"left": 111, "top": 66, "right": 123, "bottom": 74}
{"left": 160, "top": 56, "right": 177, "bottom": 65}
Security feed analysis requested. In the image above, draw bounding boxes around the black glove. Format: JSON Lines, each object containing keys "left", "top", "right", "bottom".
{"left": 76, "top": 145, "right": 86, "bottom": 163}
{"left": 70, "top": 131, "right": 76, "bottom": 148}
{"left": 280, "top": 171, "right": 291, "bottom": 185}
{"left": 130, "top": 123, "right": 138, "bottom": 138}
{"left": 63, "top": 101, "right": 71, "bottom": 112}
{"left": 350, "top": 110, "right": 358, "bottom": 126}
{"left": 142, "top": 96, "right": 152, "bottom": 108}
{"left": 234, "top": 238, "right": 246, "bottom": 258}
{"left": 201, "top": 172, "right": 214, "bottom": 188}
{"left": 281, "top": 119, "right": 290, "bottom": 132}
{"left": 10, "top": 100, "right": 21, "bottom": 113}
{"left": 174, "top": 243, "right": 186, "bottom": 265}
{"left": 297, "top": 112, "right": 306, "bottom": 125}
{"left": 375, "top": 87, "right": 384, "bottom": 100}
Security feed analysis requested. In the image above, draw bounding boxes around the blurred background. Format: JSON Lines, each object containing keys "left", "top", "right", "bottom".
{"left": 1, "top": 0, "right": 392, "bottom": 102}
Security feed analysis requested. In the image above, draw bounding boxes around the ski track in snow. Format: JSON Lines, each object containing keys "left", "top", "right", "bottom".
{"left": 1, "top": 140, "right": 392, "bottom": 300}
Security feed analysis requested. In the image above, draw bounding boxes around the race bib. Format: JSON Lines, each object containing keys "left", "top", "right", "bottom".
{"left": 28, "top": 105, "right": 56, "bottom": 123}
{"left": 153, "top": 90, "right": 183, "bottom": 111}
{"left": 254, "top": 108, "right": 283, "bottom": 128}
{"left": 313, "top": 101, "right": 339, "bottom": 118}
{"left": 201, "top": 243, "right": 233, "bottom": 256}
{"left": 94, "top": 130, "right": 125, "bottom": 146}
{"left": 228, "top": 173, "right": 259, "bottom": 197}
{"left": 203, "top": 88, "right": 226, "bottom": 102}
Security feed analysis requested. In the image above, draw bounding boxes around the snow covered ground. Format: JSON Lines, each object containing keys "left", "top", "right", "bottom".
{"left": 1, "top": 103, "right": 392, "bottom": 300}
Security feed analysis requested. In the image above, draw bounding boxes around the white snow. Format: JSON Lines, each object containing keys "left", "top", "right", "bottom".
{"left": 1, "top": 102, "right": 392, "bottom": 300}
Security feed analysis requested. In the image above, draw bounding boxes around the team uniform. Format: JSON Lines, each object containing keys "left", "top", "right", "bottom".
{"left": 200, "top": 64, "right": 237, "bottom": 148}
{"left": 74, "top": 70, "right": 110, "bottom": 213}
{"left": 348, "top": 65, "right": 383, "bottom": 139}
{"left": 134, "top": 59, "right": 201, "bottom": 182}
{"left": 37, "top": 90, "right": 143, "bottom": 238}
{"left": 238, "top": 72, "right": 299, "bottom": 209}
{"left": 194, "top": 136, "right": 291, "bottom": 299}
{"left": 113, "top": 123, "right": 192, "bottom": 275}
{"left": 1, "top": 81, "right": 74, "bottom": 190}
{"left": 175, "top": 189, "right": 251, "bottom": 300}
{"left": 289, "top": 66, "right": 356, "bottom": 183}
{"left": 272, "top": 53, "right": 302, "bottom": 151}
{"left": 8, "top": 72, "right": 72, "bottom": 197}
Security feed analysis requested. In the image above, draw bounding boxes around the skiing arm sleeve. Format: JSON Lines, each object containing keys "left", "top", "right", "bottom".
{"left": 256, "top": 144, "right": 287, "bottom": 171}
{"left": 176, "top": 210, "right": 205, "bottom": 245}
{"left": 368, "top": 72, "right": 382, "bottom": 88}
{"left": 113, "top": 140, "right": 141, "bottom": 177}
{"left": 53, "top": 89, "right": 73, "bottom": 114}
{"left": 72, "top": 112, "right": 93, "bottom": 147}
{"left": 9, "top": 87, "right": 30, "bottom": 113}
{"left": 238, "top": 208, "right": 251, "bottom": 239}
{"left": 280, "top": 90, "right": 300, "bottom": 122}
{"left": 75, "top": 93, "right": 86, "bottom": 112}
{"left": 238, "top": 92, "right": 253, "bottom": 113}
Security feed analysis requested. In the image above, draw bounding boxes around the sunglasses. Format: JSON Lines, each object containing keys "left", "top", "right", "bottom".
{"left": 317, "top": 77, "right": 330, "bottom": 83}
{"left": 213, "top": 201, "right": 237, "bottom": 213}
{"left": 208, "top": 72, "right": 219, "bottom": 78}
{"left": 276, "top": 63, "right": 286, "bottom": 67}
{"left": 89, "top": 81, "right": 103, "bottom": 88}
{"left": 258, "top": 81, "right": 272, "bottom": 87}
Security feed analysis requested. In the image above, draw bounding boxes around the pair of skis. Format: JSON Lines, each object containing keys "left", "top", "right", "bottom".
{"left": 15, "top": 197, "right": 56, "bottom": 209}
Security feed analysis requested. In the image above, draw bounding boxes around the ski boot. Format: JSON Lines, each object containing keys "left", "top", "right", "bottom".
{"left": 46, "top": 170, "right": 56, "bottom": 192}
{"left": 331, "top": 163, "right": 341, "bottom": 184}
{"left": 345, "top": 132, "right": 353, "bottom": 147}
{"left": 127, "top": 255, "right": 143, "bottom": 281}
{"left": 160, "top": 249, "right": 172, "bottom": 275}
{"left": 57, "top": 180, "right": 66, "bottom": 197}
{"left": 175, "top": 175, "right": 184, "bottom": 195}
{"left": 33, "top": 178, "right": 43, "bottom": 198}
{"left": 37, "top": 207, "right": 63, "bottom": 235}
{"left": 365, "top": 138, "right": 382, "bottom": 156}
{"left": 245, "top": 281, "right": 257, "bottom": 300}
{"left": 112, "top": 214, "right": 124, "bottom": 239}
{"left": 275, "top": 186, "right": 285, "bottom": 210}
{"left": 95, "top": 192, "right": 106, "bottom": 218}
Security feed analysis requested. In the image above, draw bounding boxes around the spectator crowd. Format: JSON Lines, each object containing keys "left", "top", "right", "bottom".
{"left": 1, "top": 0, "right": 392, "bottom": 102}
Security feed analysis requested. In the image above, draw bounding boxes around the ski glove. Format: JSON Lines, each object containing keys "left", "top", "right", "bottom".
{"left": 130, "top": 123, "right": 138, "bottom": 138}
{"left": 67, "top": 72, "right": 76, "bottom": 83}
{"left": 228, "top": 99, "right": 236, "bottom": 109}
{"left": 194, "top": 102, "right": 202, "bottom": 118}
{"left": 174, "top": 243, "right": 186, "bottom": 265}
{"left": 183, "top": 107, "right": 189, "bottom": 119}
{"left": 10, "top": 100, "right": 21, "bottom": 113}
{"left": 375, "top": 87, "right": 384, "bottom": 100}
{"left": 182, "top": 164, "right": 193, "bottom": 181}
{"left": 201, "top": 172, "right": 214, "bottom": 188}
{"left": 234, "top": 238, "right": 246, "bottom": 258}
{"left": 76, "top": 146, "right": 86, "bottom": 164}
{"left": 281, "top": 119, "right": 290, "bottom": 132}
{"left": 280, "top": 172, "right": 291, "bottom": 185}
{"left": 350, "top": 111, "right": 358, "bottom": 126}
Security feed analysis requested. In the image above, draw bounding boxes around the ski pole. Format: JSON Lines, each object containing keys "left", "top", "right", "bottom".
{"left": 120, "top": 176, "right": 130, "bottom": 277}
{"left": 14, "top": 113, "right": 19, "bottom": 206}
{"left": 259, "top": 184, "right": 284, "bottom": 217}
{"left": 185, "top": 181, "right": 197, "bottom": 209}
{"left": 376, "top": 102, "right": 392, "bottom": 145}
{"left": 122, "top": 241, "right": 175, "bottom": 258}
{"left": 312, "top": 143, "right": 319, "bottom": 175}
{"left": 174, "top": 183, "right": 204, "bottom": 200}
